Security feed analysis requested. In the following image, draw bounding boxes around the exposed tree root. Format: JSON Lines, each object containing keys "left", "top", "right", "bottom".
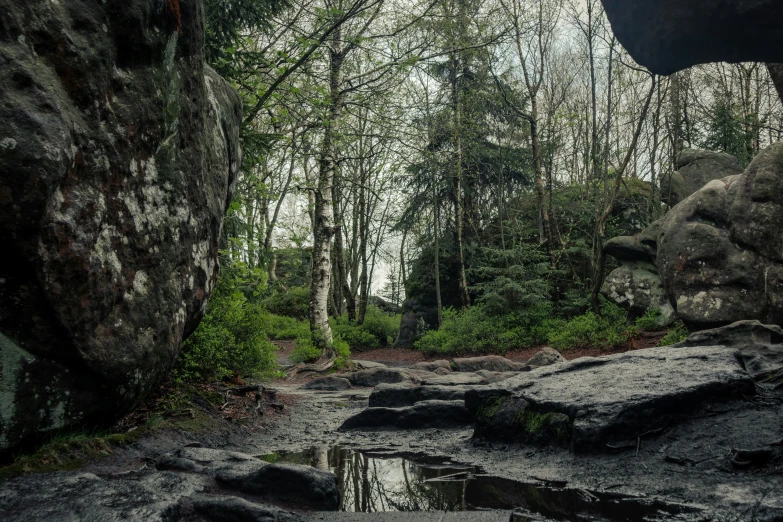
{"left": 286, "top": 353, "right": 337, "bottom": 379}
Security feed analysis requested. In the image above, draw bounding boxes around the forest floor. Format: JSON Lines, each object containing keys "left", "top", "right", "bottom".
{"left": 3, "top": 334, "right": 781, "bottom": 521}
{"left": 346, "top": 331, "right": 667, "bottom": 367}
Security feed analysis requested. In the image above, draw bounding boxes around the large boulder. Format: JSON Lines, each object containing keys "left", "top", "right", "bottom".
{"left": 0, "top": 0, "right": 241, "bottom": 450}
{"left": 466, "top": 346, "right": 755, "bottom": 452}
{"left": 658, "top": 143, "right": 783, "bottom": 328}
{"left": 661, "top": 150, "right": 743, "bottom": 207}
{"left": 600, "top": 0, "right": 783, "bottom": 75}
{"left": 601, "top": 221, "right": 674, "bottom": 325}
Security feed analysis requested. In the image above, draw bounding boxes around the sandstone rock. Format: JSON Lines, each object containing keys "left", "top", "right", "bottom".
{"left": 340, "top": 400, "right": 472, "bottom": 430}
{"left": 600, "top": 0, "right": 783, "bottom": 75}
{"left": 394, "top": 298, "right": 430, "bottom": 348}
{"left": 343, "top": 368, "right": 430, "bottom": 387}
{"left": 192, "top": 495, "right": 303, "bottom": 522}
{"left": 673, "top": 321, "right": 783, "bottom": 383}
{"left": 0, "top": 0, "right": 241, "bottom": 450}
{"left": 216, "top": 463, "right": 339, "bottom": 511}
{"left": 352, "top": 360, "right": 388, "bottom": 370}
{"left": 602, "top": 220, "right": 675, "bottom": 326}
{"left": 466, "top": 346, "right": 755, "bottom": 452}
{"left": 451, "top": 356, "right": 523, "bottom": 373}
{"left": 369, "top": 383, "right": 474, "bottom": 408}
{"left": 411, "top": 360, "right": 452, "bottom": 373}
{"left": 661, "top": 150, "right": 743, "bottom": 207}
{"left": 305, "top": 376, "right": 352, "bottom": 391}
{"left": 421, "top": 372, "right": 486, "bottom": 386}
{"left": 658, "top": 144, "right": 783, "bottom": 327}
{"left": 525, "top": 347, "right": 566, "bottom": 368}
{"left": 0, "top": 471, "right": 206, "bottom": 521}
{"left": 156, "top": 446, "right": 340, "bottom": 511}
{"left": 474, "top": 397, "right": 571, "bottom": 446}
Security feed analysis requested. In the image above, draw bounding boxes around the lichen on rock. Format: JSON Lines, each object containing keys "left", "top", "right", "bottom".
{"left": 0, "top": 0, "right": 241, "bottom": 451}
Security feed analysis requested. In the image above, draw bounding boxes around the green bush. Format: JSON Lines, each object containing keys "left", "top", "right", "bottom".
{"left": 659, "top": 322, "right": 689, "bottom": 346}
{"left": 330, "top": 306, "right": 401, "bottom": 350}
{"left": 174, "top": 275, "right": 278, "bottom": 382}
{"left": 265, "top": 313, "right": 310, "bottom": 340}
{"left": 291, "top": 332, "right": 351, "bottom": 365}
{"left": 635, "top": 308, "right": 664, "bottom": 331}
{"left": 415, "top": 305, "right": 550, "bottom": 355}
{"left": 264, "top": 286, "right": 309, "bottom": 320}
{"left": 415, "top": 302, "right": 637, "bottom": 356}
{"left": 547, "top": 302, "right": 637, "bottom": 351}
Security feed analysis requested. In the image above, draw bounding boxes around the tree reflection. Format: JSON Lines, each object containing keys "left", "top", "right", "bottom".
{"left": 311, "top": 446, "right": 475, "bottom": 512}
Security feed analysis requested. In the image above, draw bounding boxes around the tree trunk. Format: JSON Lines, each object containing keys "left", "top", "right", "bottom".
{"left": 451, "top": 51, "right": 470, "bottom": 309}
{"left": 309, "top": 31, "right": 345, "bottom": 350}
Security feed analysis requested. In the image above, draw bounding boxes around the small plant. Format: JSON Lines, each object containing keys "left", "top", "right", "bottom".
{"left": 635, "top": 308, "right": 665, "bottom": 331}
{"left": 659, "top": 321, "right": 689, "bottom": 346}
{"left": 291, "top": 332, "right": 352, "bottom": 366}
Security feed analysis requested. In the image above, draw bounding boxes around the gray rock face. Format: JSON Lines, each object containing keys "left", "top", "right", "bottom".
{"left": 0, "top": 0, "right": 241, "bottom": 450}
{"left": 602, "top": 221, "right": 675, "bottom": 326}
{"left": 369, "top": 383, "right": 474, "bottom": 408}
{"left": 673, "top": 321, "right": 783, "bottom": 384}
{"left": 340, "top": 400, "right": 472, "bottom": 430}
{"left": 451, "top": 356, "right": 523, "bottom": 373}
{"left": 343, "top": 368, "right": 432, "bottom": 387}
{"left": 466, "top": 346, "right": 755, "bottom": 452}
{"left": 305, "top": 376, "right": 352, "bottom": 391}
{"left": 192, "top": 495, "right": 303, "bottom": 522}
{"left": 658, "top": 143, "right": 783, "bottom": 328}
{"left": 155, "top": 446, "right": 340, "bottom": 511}
{"left": 411, "top": 360, "right": 452, "bottom": 373}
{"left": 525, "top": 348, "right": 566, "bottom": 368}
{"left": 662, "top": 150, "right": 743, "bottom": 207}
{"left": 600, "top": 0, "right": 783, "bottom": 75}
{"left": 0, "top": 471, "right": 206, "bottom": 522}
{"left": 394, "top": 298, "right": 429, "bottom": 348}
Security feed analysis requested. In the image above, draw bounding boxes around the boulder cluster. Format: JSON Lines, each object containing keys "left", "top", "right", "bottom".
{"left": 603, "top": 145, "right": 783, "bottom": 329}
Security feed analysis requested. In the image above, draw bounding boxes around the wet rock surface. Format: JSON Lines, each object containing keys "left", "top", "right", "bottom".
{"left": 673, "top": 321, "right": 783, "bottom": 384}
{"left": 467, "top": 346, "right": 756, "bottom": 451}
{"left": 369, "top": 383, "right": 474, "bottom": 408}
{"left": 0, "top": 0, "right": 241, "bottom": 450}
{"left": 340, "top": 400, "right": 472, "bottom": 430}
{"left": 306, "top": 376, "right": 353, "bottom": 391}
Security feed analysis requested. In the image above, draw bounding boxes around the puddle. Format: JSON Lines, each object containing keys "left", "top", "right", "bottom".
{"left": 258, "top": 446, "right": 700, "bottom": 520}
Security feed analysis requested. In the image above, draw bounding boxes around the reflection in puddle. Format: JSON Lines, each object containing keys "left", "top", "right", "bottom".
{"left": 258, "top": 447, "right": 700, "bottom": 520}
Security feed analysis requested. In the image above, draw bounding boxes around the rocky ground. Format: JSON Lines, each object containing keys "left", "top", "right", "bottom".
{"left": 1, "top": 325, "right": 782, "bottom": 521}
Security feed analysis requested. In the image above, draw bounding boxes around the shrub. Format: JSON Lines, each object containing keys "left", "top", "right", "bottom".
{"left": 329, "top": 306, "right": 401, "bottom": 350}
{"left": 265, "top": 313, "right": 310, "bottom": 340}
{"left": 635, "top": 308, "right": 665, "bottom": 331}
{"left": 291, "top": 332, "right": 351, "bottom": 365}
{"left": 415, "top": 305, "right": 545, "bottom": 355}
{"left": 175, "top": 275, "right": 278, "bottom": 382}
{"left": 264, "top": 286, "right": 309, "bottom": 320}
{"left": 659, "top": 322, "right": 689, "bottom": 346}
{"left": 547, "top": 302, "right": 637, "bottom": 351}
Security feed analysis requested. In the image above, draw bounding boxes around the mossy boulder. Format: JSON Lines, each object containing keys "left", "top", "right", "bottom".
{"left": 0, "top": 0, "right": 241, "bottom": 451}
